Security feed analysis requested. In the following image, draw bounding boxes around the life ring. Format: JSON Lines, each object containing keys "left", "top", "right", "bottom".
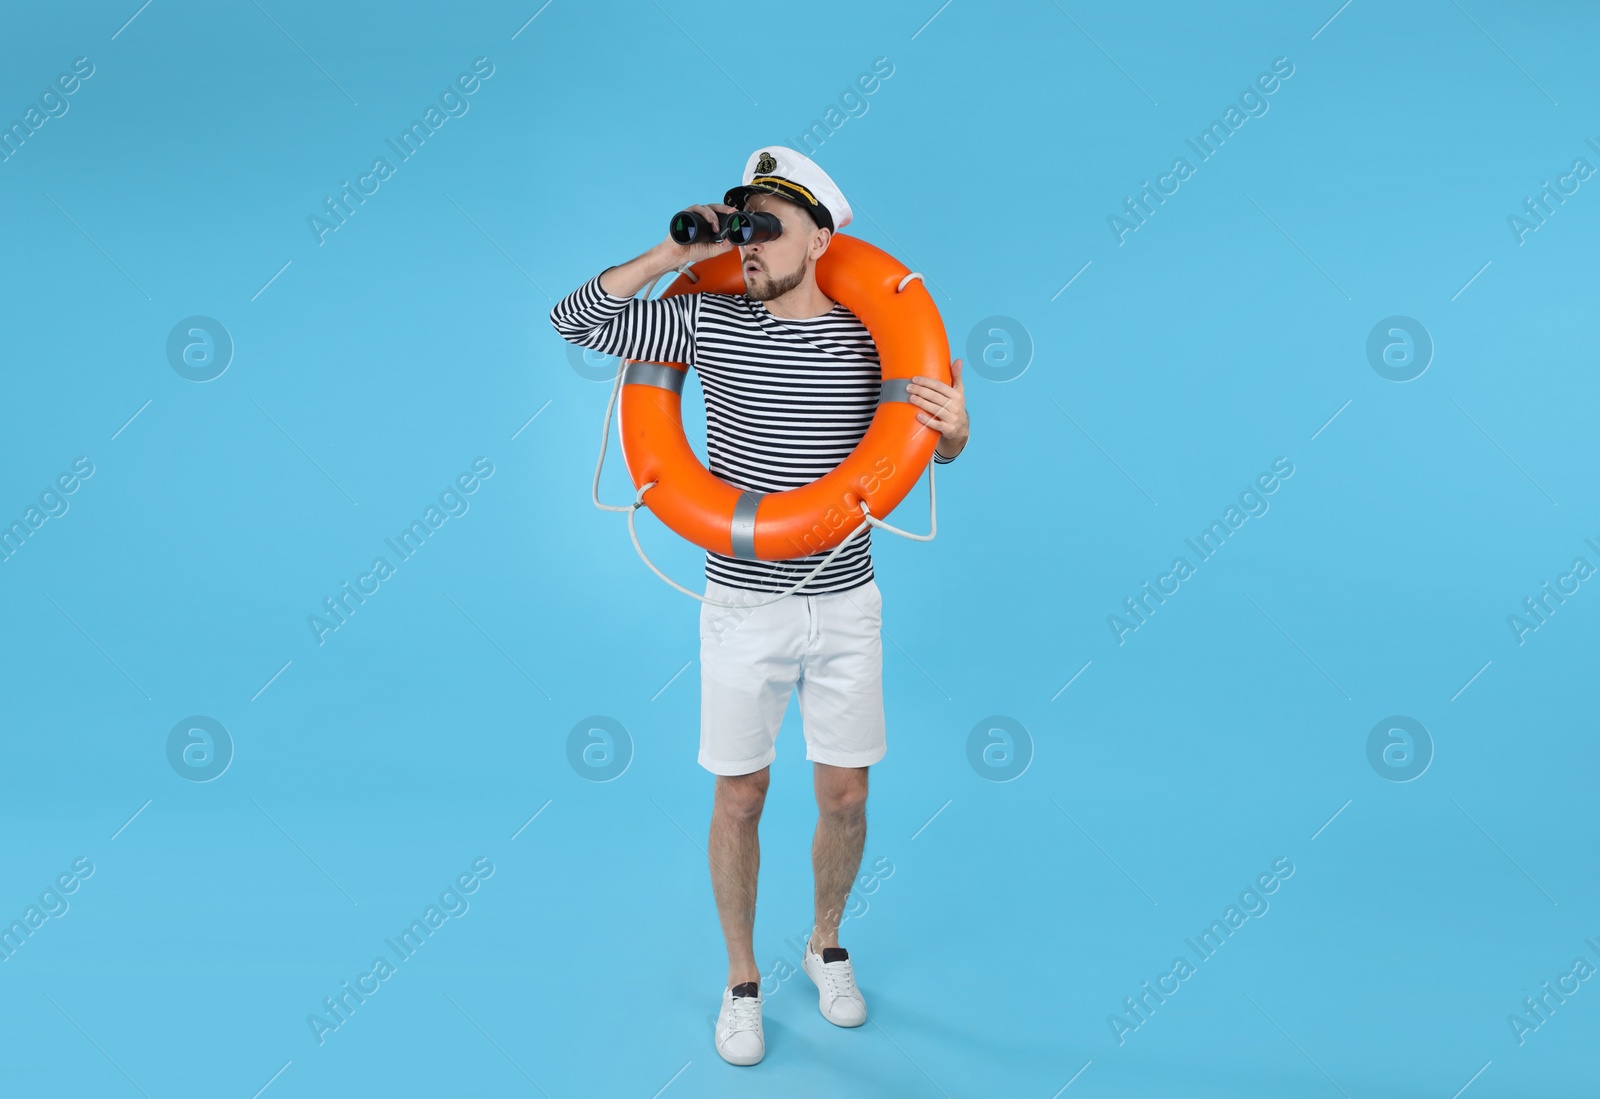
{"left": 618, "top": 234, "right": 949, "bottom": 562}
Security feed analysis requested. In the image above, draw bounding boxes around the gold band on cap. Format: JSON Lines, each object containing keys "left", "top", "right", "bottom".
{"left": 749, "top": 176, "right": 820, "bottom": 207}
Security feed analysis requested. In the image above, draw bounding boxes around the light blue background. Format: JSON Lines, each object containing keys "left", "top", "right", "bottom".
{"left": 2, "top": 1, "right": 1596, "bottom": 1095}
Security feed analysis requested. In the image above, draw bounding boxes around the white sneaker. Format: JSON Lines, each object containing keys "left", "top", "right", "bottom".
{"left": 714, "top": 982, "right": 765, "bottom": 1066}
{"left": 802, "top": 940, "right": 867, "bottom": 1027}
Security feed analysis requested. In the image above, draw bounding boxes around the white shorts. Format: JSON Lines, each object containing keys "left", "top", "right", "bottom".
{"left": 699, "top": 576, "right": 886, "bottom": 775}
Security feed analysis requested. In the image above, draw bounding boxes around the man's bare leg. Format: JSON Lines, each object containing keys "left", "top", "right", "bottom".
{"left": 808, "top": 762, "right": 868, "bottom": 953}
{"left": 709, "top": 766, "right": 770, "bottom": 988}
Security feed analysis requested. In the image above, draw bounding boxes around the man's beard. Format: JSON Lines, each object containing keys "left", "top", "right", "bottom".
{"left": 745, "top": 256, "right": 807, "bottom": 302}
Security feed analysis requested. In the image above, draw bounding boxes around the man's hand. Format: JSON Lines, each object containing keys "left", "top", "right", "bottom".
{"left": 908, "top": 358, "right": 969, "bottom": 460}
{"left": 598, "top": 202, "right": 738, "bottom": 299}
{"left": 664, "top": 202, "right": 739, "bottom": 266}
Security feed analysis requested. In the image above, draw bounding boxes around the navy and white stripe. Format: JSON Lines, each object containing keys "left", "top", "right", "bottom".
{"left": 551, "top": 272, "right": 954, "bottom": 595}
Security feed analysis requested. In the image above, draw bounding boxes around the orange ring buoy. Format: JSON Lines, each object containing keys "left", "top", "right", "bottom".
{"left": 619, "top": 234, "right": 949, "bottom": 562}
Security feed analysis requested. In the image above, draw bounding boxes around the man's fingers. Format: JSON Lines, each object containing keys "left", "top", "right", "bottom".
{"left": 908, "top": 390, "right": 957, "bottom": 415}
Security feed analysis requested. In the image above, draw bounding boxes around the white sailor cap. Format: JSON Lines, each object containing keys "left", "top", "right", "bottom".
{"left": 724, "top": 146, "right": 853, "bottom": 234}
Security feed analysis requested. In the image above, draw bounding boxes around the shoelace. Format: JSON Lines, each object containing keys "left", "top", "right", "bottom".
{"left": 817, "top": 959, "right": 859, "bottom": 1003}
{"left": 723, "top": 994, "right": 762, "bottom": 1035}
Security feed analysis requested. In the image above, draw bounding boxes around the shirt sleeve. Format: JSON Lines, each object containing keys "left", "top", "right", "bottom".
{"left": 933, "top": 448, "right": 957, "bottom": 464}
{"left": 548, "top": 272, "right": 698, "bottom": 364}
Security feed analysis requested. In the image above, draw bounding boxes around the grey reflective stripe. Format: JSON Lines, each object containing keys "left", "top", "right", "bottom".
{"left": 879, "top": 378, "right": 913, "bottom": 403}
{"left": 729, "top": 491, "right": 763, "bottom": 559}
{"left": 622, "top": 361, "right": 686, "bottom": 395}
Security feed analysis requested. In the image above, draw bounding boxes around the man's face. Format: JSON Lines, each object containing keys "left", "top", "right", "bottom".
{"left": 738, "top": 191, "right": 827, "bottom": 302}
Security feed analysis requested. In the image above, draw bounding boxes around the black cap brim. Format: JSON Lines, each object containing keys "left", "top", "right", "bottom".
{"left": 724, "top": 181, "right": 833, "bottom": 233}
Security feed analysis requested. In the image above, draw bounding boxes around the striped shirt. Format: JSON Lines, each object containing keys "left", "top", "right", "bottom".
{"left": 551, "top": 271, "right": 955, "bottom": 595}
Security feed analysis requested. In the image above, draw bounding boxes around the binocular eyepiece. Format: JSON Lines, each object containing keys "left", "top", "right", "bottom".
{"left": 669, "top": 208, "right": 783, "bottom": 247}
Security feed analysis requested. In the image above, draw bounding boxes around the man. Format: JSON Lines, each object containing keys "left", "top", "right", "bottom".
{"left": 549, "top": 146, "right": 969, "bottom": 1067}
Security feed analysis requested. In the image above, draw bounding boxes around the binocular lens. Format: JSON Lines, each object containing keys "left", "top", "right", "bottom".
{"left": 724, "top": 211, "right": 783, "bottom": 246}
{"left": 669, "top": 211, "right": 716, "bottom": 245}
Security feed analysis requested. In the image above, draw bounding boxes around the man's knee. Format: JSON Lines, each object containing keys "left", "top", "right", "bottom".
{"left": 715, "top": 767, "right": 770, "bottom": 821}
{"left": 816, "top": 768, "right": 868, "bottom": 818}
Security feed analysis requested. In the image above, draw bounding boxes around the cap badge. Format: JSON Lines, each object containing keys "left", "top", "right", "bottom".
{"left": 755, "top": 151, "right": 777, "bottom": 174}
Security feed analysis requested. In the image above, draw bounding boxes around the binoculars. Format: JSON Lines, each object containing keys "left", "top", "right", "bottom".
{"left": 669, "top": 208, "right": 783, "bottom": 247}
